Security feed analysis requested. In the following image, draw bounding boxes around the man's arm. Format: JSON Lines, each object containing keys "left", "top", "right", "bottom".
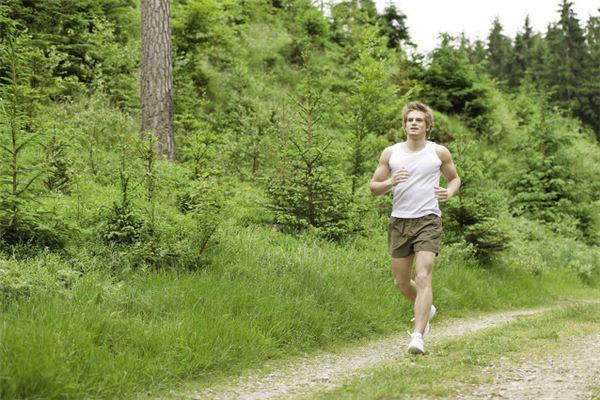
{"left": 370, "top": 147, "right": 410, "bottom": 196}
{"left": 370, "top": 147, "right": 393, "bottom": 196}
{"left": 434, "top": 145, "right": 461, "bottom": 202}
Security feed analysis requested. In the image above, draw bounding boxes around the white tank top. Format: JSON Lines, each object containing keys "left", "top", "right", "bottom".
{"left": 388, "top": 141, "right": 442, "bottom": 218}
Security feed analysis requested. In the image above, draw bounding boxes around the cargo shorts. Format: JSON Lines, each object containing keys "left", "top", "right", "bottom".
{"left": 387, "top": 214, "right": 443, "bottom": 258}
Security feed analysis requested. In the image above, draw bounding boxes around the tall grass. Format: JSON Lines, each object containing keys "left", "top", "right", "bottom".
{"left": 0, "top": 222, "right": 598, "bottom": 399}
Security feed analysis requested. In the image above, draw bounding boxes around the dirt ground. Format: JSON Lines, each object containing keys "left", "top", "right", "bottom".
{"left": 179, "top": 307, "right": 600, "bottom": 400}
{"left": 456, "top": 329, "right": 600, "bottom": 400}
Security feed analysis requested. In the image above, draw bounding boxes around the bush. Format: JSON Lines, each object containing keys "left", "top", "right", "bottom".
{"left": 267, "top": 83, "right": 357, "bottom": 240}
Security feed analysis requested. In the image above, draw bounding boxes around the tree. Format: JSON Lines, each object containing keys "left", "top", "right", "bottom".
{"left": 0, "top": 31, "right": 65, "bottom": 248}
{"left": 1, "top": 0, "right": 136, "bottom": 82}
{"left": 141, "top": 0, "right": 175, "bottom": 160}
{"left": 580, "top": 14, "right": 600, "bottom": 138}
{"left": 545, "top": 0, "right": 586, "bottom": 112}
{"left": 267, "top": 83, "right": 353, "bottom": 240}
{"left": 512, "top": 16, "right": 534, "bottom": 87}
{"left": 442, "top": 143, "right": 511, "bottom": 265}
{"left": 346, "top": 26, "right": 399, "bottom": 195}
{"left": 418, "top": 35, "right": 491, "bottom": 131}
{"left": 486, "top": 17, "right": 513, "bottom": 86}
{"left": 378, "top": 4, "right": 411, "bottom": 49}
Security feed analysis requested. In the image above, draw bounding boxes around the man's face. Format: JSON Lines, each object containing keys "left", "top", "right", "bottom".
{"left": 404, "top": 110, "right": 428, "bottom": 138}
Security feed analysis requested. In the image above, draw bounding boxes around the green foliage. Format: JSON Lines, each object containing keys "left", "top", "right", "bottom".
{"left": 267, "top": 84, "right": 354, "bottom": 240}
{"left": 100, "top": 152, "right": 142, "bottom": 245}
{"left": 0, "top": 253, "right": 82, "bottom": 303}
{"left": 101, "top": 201, "right": 143, "bottom": 245}
{"left": 377, "top": 4, "right": 411, "bottom": 49}
{"left": 345, "top": 26, "right": 401, "bottom": 194}
{"left": 486, "top": 18, "right": 513, "bottom": 86}
{"left": 417, "top": 35, "right": 494, "bottom": 134}
{"left": 176, "top": 174, "right": 226, "bottom": 262}
{"left": 580, "top": 14, "right": 600, "bottom": 137}
{"left": 0, "top": 3, "right": 600, "bottom": 397}
{"left": 545, "top": 0, "right": 587, "bottom": 112}
{"left": 172, "top": 0, "right": 233, "bottom": 54}
{"left": 511, "top": 16, "right": 535, "bottom": 87}
{"left": 506, "top": 105, "right": 592, "bottom": 239}
{"left": 2, "top": 0, "right": 137, "bottom": 78}
{"left": 0, "top": 31, "right": 66, "bottom": 249}
{"left": 42, "top": 133, "right": 71, "bottom": 193}
{"left": 443, "top": 143, "right": 511, "bottom": 264}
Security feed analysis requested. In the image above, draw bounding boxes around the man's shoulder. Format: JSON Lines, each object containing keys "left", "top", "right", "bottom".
{"left": 380, "top": 143, "right": 399, "bottom": 159}
{"left": 432, "top": 142, "right": 452, "bottom": 161}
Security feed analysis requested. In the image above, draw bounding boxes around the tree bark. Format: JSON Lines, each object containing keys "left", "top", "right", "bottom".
{"left": 141, "top": 0, "right": 175, "bottom": 160}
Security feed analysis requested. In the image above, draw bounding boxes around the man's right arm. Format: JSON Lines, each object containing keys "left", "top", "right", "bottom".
{"left": 369, "top": 147, "right": 393, "bottom": 196}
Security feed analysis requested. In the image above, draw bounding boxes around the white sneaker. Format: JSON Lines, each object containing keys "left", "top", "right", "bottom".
{"left": 407, "top": 332, "right": 425, "bottom": 355}
{"left": 425, "top": 304, "right": 437, "bottom": 335}
{"left": 412, "top": 304, "right": 437, "bottom": 336}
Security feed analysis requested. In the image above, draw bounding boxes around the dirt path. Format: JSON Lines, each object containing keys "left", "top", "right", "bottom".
{"left": 456, "top": 329, "right": 600, "bottom": 400}
{"left": 183, "top": 308, "right": 546, "bottom": 400}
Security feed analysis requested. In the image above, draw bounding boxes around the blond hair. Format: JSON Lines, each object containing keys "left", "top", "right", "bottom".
{"left": 402, "top": 101, "right": 434, "bottom": 132}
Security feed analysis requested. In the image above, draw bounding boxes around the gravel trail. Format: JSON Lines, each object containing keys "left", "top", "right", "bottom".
{"left": 184, "top": 308, "right": 545, "bottom": 400}
{"left": 457, "top": 329, "right": 600, "bottom": 400}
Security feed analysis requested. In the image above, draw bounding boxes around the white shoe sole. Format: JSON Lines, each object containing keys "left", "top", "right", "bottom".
{"left": 408, "top": 344, "right": 425, "bottom": 355}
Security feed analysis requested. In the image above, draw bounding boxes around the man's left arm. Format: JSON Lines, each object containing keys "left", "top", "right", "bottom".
{"left": 434, "top": 145, "right": 461, "bottom": 202}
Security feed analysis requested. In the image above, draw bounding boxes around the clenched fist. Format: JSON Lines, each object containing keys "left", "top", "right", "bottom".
{"left": 434, "top": 185, "right": 449, "bottom": 202}
{"left": 388, "top": 167, "right": 409, "bottom": 187}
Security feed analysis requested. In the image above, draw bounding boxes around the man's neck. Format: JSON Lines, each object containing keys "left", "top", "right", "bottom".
{"left": 404, "top": 136, "right": 427, "bottom": 152}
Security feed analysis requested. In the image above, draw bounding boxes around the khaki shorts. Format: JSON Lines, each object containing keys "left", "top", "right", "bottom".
{"left": 387, "top": 214, "right": 443, "bottom": 258}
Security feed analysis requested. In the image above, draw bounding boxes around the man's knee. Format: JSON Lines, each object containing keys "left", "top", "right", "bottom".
{"left": 414, "top": 271, "right": 432, "bottom": 289}
{"left": 394, "top": 277, "right": 412, "bottom": 292}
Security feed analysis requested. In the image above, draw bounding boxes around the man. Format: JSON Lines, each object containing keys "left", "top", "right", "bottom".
{"left": 369, "top": 101, "right": 461, "bottom": 355}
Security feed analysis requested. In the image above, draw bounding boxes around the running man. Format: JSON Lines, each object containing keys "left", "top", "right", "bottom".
{"left": 369, "top": 101, "right": 461, "bottom": 355}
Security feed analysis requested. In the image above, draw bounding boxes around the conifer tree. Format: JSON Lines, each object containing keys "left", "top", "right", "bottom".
{"left": 545, "top": 0, "right": 587, "bottom": 112}
{"left": 0, "top": 32, "right": 63, "bottom": 247}
{"left": 418, "top": 35, "right": 491, "bottom": 129}
{"left": 141, "top": 0, "right": 175, "bottom": 160}
{"left": 512, "top": 16, "right": 534, "bottom": 87}
{"left": 469, "top": 39, "right": 487, "bottom": 66}
{"left": 525, "top": 30, "right": 550, "bottom": 88}
{"left": 2, "top": 0, "right": 136, "bottom": 84}
{"left": 347, "top": 26, "right": 399, "bottom": 195}
{"left": 486, "top": 17, "right": 513, "bottom": 86}
{"left": 580, "top": 14, "right": 600, "bottom": 138}
{"left": 267, "top": 82, "right": 352, "bottom": 240}
{"left": 378, "top": 4, "right": 411, "bottom": 49}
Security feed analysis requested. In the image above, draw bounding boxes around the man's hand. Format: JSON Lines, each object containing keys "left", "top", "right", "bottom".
{"left": 388, "top": 168, "right": 409, "bottom": 187}
{"left": 434, "top": 186, "right": 449, "bottom": 202}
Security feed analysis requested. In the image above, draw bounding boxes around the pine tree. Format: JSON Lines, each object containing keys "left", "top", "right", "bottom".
{"left": 267, "top": 83, "right": 353, "bottom": 240}
{"left": 469, "top": 39, "right": 487, "bottom": 66}
{"left": 418, "top": 35, "right": 491, "bottom": 131}
{"left": 141, "top": 0, "right": 175, "bottom": 160}
{"left": 378, "top": 3, "right": 411, "bottom": 49}
{"left": 525, "top": 30, "right": 550, "bottom": 88}
{"left": 580, "top": 14, "right": 600, "bottom": 138}
{"left": 512, "top": 15, "right": 534, "bottom": 87}
{"left": 0, "top": 31, "right": 64, "bottom": 248}
{"left": 2, "top": 0, "right": 136, "bottom": 84}
{"left": 545, "top": 0, "right": 587, "bottom": 112}
{"left": 347, "top": 26, "right": 398, "bottom": 195}
{"left": 486, "top": 17, "right": 513, "bottom": 86}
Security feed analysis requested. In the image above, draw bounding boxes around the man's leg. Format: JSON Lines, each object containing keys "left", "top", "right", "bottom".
{"left": 413, "top": 251, "right": 435, "bottom": 334}
{"left": 391, "top": 254, "right": 416, "bottom": 304}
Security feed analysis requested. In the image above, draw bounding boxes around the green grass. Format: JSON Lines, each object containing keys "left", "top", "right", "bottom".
{"left": 0, "top": 223, "right": 599, "bottom": 399}
{"left": 311, "top": 303, "right": 600, "bottom": 399}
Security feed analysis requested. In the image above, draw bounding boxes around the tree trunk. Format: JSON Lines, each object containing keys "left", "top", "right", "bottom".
{"left": 141, "top": 0, "right": 175, "bottom": 160}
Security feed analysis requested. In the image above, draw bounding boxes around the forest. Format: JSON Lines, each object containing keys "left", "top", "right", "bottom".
{"left": 0, "top": 0, "right": 599, "bottom": 398}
